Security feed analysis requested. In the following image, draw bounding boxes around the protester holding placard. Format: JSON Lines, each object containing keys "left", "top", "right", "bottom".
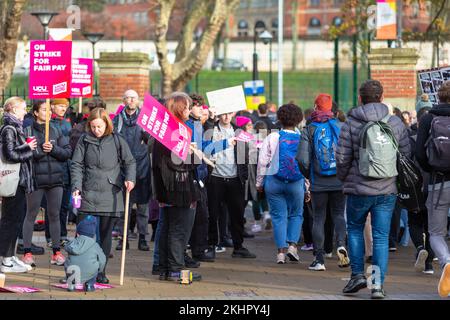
{"left": 256, "top": 104, "right": 305, "bottom": 264}
{"left": 205, "top": 111, "right": 256, "bottom": 259}
{"left": 0, "top": 97, "right": 36, "bottom": 274}
{"left": 152, "top": 92, "right": 202, "bottom": 281}
{"left": 71, "top": 107, "right": 136, "bottom": 284}
{"left": 21, "top": 100, "right": 72, "bottom": 267}
{"left": 113, "top": 90, "right": 152, "bottom": 252}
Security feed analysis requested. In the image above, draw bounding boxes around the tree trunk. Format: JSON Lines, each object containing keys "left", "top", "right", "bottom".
{"left": 222, "top": 17, "right": 229, "bottom": 70}
{"left": 155, "top": 0, "right": 240, "bottom": 95}
{"left": 0, "top": 0, "right": 27, "bottom": 94}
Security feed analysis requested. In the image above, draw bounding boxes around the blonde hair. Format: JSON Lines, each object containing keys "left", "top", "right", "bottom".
{"left": 86, "top": 107, "right": 114, "bottom": 136}
{"left": 164, "top": 92, "right": 192, "bottom": 120}
{"left": 3, "top": 97, "right": 25, "bottom": 113}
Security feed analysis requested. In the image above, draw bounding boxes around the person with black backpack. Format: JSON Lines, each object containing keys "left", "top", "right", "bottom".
{"left": 256, "top": 103, "right": 305, "bottom": 264}
{"left": 336, "top": 80, "right": 410, "bottom": 299}
{"left": 415, "top": 80, "right": 450, "bottom": 298}
{"left": 298, "top": 93, "right": 349, "bottom": 272}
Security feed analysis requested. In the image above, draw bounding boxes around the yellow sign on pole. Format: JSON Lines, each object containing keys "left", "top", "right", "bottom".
{"left": 246, "top": 95, "right": 266, "bottom": 110}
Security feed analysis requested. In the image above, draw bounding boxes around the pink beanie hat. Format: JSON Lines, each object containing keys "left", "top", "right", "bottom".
{"left": 236, "top": 116, "right": 251, "bottom": 128}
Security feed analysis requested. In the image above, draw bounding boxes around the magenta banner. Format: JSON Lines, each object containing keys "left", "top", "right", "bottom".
{"left": 71, "top": 58, "right": 94, "bottom": 98}
{"left": 137, "top": 94, "right": 192, "bottom": 161}
{"left": 29, "top": 40, "right": 72, "bottom": 99}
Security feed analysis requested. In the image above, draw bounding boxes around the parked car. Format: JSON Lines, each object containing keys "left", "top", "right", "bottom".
{"left": 211, "top": 58, "right": 248, "bottom": 71}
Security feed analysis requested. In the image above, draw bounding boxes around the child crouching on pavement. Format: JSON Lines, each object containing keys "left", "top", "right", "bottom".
{"left": 64, "top": 216, "right": 106, "bottom": 292}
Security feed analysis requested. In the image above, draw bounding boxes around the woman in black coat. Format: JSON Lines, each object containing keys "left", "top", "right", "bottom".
{"left": 21, "top": 100, "right": 72, "bottom": 268}
{"left": 152, "top": 92, "right": 200, "bottom": 281}
{"left": 0, "top": 97, "right": 37, "bottom": 274}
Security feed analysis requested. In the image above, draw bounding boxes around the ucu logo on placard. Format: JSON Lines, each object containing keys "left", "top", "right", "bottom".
{"left": 33, "top": 86, "right": 48, "bottom": 93}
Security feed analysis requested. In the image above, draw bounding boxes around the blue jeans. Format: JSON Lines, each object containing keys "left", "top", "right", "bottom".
{"left": 264, "top": 175, "right": 304, "bottom": 249}
{"left": 152, "top": 208, "right": 164, "bottom": 270}
{"left": 346, "top": 194, "right": 396, "bottom": 285}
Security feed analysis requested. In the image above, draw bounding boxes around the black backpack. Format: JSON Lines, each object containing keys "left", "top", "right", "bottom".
{"left": 426, "top": 115, "right": 450, "bottom": 173}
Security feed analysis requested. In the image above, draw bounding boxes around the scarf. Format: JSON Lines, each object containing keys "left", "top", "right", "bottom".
{"left": 3, "top": 112, "right": 24, "bottom": 133}
{"left": 310, "top": 110, "right": 334, "bottom": 123}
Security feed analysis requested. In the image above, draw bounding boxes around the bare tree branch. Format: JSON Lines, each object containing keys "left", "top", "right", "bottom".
{"left": 426, "top": 0, "right": 447, "bottom": 33}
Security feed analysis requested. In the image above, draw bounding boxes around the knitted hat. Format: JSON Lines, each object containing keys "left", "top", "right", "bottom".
{"left": 236, "top": 116, "right": 251, "bottom": 128}
{"left": 314, "top": 94, "right": 332, "bottom": 112}
{"left": 51, "top": 98, "right": 69, "bottom": 106}
{"left": 202, "top": 105, "right": 209, "bottom": 110}
{"left": 421, "top": 93, "right": 429, "bottom": 102}
{"left": 77, "top": 216, "right": 96, "bottom": 238}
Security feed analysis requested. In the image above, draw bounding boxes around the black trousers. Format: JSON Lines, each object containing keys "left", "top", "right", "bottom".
{"left": 77, "top": 214, "right": 118, "bottom": 274}
{"left": 389, "top": 201, "right": 403, "bottom": 247}
{"left": 0, "top": 187, "right": 26, "bottom": 257}
{"left": 190, "top": 186, "right": 209, "bottom": 256}
{"left": 208, "top": 176, "right": 246, "bottom": 249}
{"left": 159, "top": 206, "right": 196, "bottom": 273}
{"left": 302, "top": 201, "right": 313, "bottom": 245}
{"left": 45, "top": 184, "right": 70, "bottom": 240}
{"left": 408, "top": 208, "right": 435, "bottom": 264}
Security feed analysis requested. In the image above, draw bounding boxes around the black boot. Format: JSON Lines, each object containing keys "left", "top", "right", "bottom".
{"left": 116, "top": 239, "right": 129, "bottom": 250}
{"left": 96, "top": 272, "right": 109, "bottom": 284}
{"left": 138, "top": 236, "right": 150, "bottom": 251}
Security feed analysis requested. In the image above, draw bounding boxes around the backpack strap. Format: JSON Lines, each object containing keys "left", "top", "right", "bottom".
{"left": 112, "top": 133, "right": 123, "bottom": 165}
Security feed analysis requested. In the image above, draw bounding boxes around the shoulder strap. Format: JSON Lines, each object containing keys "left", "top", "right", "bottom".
{"left": 117, "top": 113, "right": 124, "bottom": 133}
{"left": 112, "top": 133, "right": 123, "bottom": 164}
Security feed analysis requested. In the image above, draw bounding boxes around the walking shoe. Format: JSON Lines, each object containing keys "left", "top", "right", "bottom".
{"left": 84, "top": 282, "right": 96, "bottom": 292}
{"left": 11, "top": 256, "right": 33, "bottom": 272}
{"left": 22, "top": 253, "right": 35, "bottom": 267}
{"left": 112, "top": 231, "right": 120, "bottom": 240}
{"left": 423, "top": 262, "right": 434, "bottom": 275}
{"left": 184, "top": 254, "right": 200, "bottom": 268}
{"left": 343, "top": 274, "right": 367, "bottom": 294}
{"left": 1, "top": 258, "right": 28, "bottom": 273}
{"left": 265, "top": 218, "right": 272, "bottom": 230}
{"left": 286, "top": 245, "right": 300, "bottom": 262}
{"left": 152, "top": 265, "right": 160, "bottom": 276}
{"left": 389, "top": 246, "right": 397, "bottom": 252}
{"left": 116, "top": 240, "right": 129, "bottom": 250}
{"left": 276, "top": 253, "right": 286, "bottom": 264}
{"left": 371, "top": 286, "right": 386, "bottom": 299}
{"left": 16, "top": 243, "right": 45, "bottom": 255}
{"left": 324, "top": 252, "right": 333, "bottom": 259}
{"left": 215, "top": 245, "right": 226, "bottom": 253}
{"left": 138, "top": 239, "right": 150, "bottom": 251}
{"left": 51, "top": 251, "right": 66, "bottom": 266}
{"left": 96, "top": 273, "right": 109, "bottom": 284}
{"left": 300, "top": 244, "right": 314, "bottom": 251}
{"left": 243, "top": 230, "right": 255, "bottom": 238}
{"left": 165, "top": 271, "right": 202, "bottom": 282}
{"left": 414, "top": 248, "right": 428, "bottom": 272}
{"left": 193, "top": 249, "right": 215, "bottom": 262}
{"left": 159, "top": 272, "right": 167, "bottom": 281}
{"left": 251, "top": 223, "right": 262, "bottom": 233}
{"left": 219, "top": 238, "right": 234, "bottom": 248}
{"left": 337, "top": 246, "right": 350, "bottom": 268}
{"left": 232, "top": 247, "right": 256, "bottom": 259}
{"left": 438, "top": 263, "right": 450, "bottom": 298}
{"left": 308, "top": 260, "right": 326, "bottom": 271}
{"left": 128, "top": 232, "right": 138, "bottom": 241}
{"left": 47, "top": 241, "right": 53, "bottom": 248}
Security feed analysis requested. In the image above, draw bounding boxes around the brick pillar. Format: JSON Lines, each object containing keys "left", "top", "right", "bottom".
{"left": 97, "top": 52, "right": 152, "bottom": 112}
{"left": 368, "top": 48, "right": 420, "bottom": 111}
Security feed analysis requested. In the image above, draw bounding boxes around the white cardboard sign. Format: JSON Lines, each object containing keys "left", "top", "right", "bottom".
{"left": 206, "top": 85, "right": 247, "bottom": 115}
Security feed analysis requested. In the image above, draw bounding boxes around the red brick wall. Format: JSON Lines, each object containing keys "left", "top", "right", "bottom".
{"left": 99, "top": 73, "right": 149, "bottom": 101}
{"left": 371, "top": 69, "right": 417, "bottom": 98}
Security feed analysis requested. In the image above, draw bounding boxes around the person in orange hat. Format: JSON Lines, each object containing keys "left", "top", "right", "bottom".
{"left": 297, "top": 93, "right": 349, "bottom": 272}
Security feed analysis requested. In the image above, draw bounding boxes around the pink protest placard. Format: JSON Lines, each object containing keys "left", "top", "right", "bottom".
{"left": 137, "top": 94, "right": 192, "bottom": 161}
{"left": 51, "top": 283, "right": 114, "bottom": 291}
{"left": 235, "top": 130, "right": 255, "bottom": 143}
{"left": 0, "top": 286, "right": 42, "bottom": 293}
{"left": 29, "top": 40, "right": 72, "bottom": 99}
{"left": 71, "top": 58, "right": 93, "bottom": 98}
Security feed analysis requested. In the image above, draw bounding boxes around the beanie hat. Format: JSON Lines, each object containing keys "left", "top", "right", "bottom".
{"left": 236, "top": 116, "right": 251, "bottom": 128}
{"left": 77, "top": 215, "right": 97, "bottom": 238}
{"left": 50, "top": 98, "right": 69, "bottom": 106}
{"left": 421, "top": 93, "right": 429, "bottom": 102}
{"left": 314, "top": 94, "right": 332, "bottom": 112}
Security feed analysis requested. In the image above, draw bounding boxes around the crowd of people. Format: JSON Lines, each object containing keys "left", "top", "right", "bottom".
{"left": 0, "top": 79, "right": 449, "bottom": 299}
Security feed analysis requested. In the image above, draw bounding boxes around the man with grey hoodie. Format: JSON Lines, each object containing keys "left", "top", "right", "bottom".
{"left": 336, "top": 80, "right": 410, "bottom": 299}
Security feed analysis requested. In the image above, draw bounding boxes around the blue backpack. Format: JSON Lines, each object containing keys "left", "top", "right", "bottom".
{"left": 275, "top": 130, "right": 303, "bottom": 182}
{"left": 311, "top": 119, "right": 340, "bottom": 177}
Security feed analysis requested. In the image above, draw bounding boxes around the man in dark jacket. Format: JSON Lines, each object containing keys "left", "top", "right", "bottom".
{"left": 415, "top": 80, "right": 450, "bottom": 298}
{"left": 205, "top": 111, "right": 256, "bottom": 259}
{"left": 254, "top": 103, "right": 276, "bottom": 131}
{"left": 298, "top": 93, "right": 348, "bottom": 272}
{"left": 113, "top": 90, "right": 152, "bottom": 251}
{"left": 336, "top": 80, "right": 410, "bottom": 299}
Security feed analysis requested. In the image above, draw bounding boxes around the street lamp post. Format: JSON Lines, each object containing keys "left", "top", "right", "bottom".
{"left": 82, "top": 32, "right": 104, "bottom": 60}
{"left": 259, "top": 30, "right": 273, "bottom": 102}
{"left": 252, "top": 21, "right": 266, "bottom": 81}
{"left": 31, "top": 11, "right": 59, "bottom": 40}
{"left": 332, "top": 17, "right": 343, "bottom": 105}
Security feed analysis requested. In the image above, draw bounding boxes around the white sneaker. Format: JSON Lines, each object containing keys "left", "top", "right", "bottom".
{"left": 309, "top": 260, "right": 326, "bottom": 271}
{"left": 414, "top": 249, "right": 428, "bottom": 272}
{"left": 286, "top": 245, "right": 300, "bottom": 262}
{"left": 337, "top": 246, "right": 350, "bottom": 268}
{"left": 251, "top": 223, "right": 262, "bottom": 233}
{"left": 276, "top": 252, "right": 286, "bottom": 264}
{"left": 324, "top": 252, "right": 333, "bottom": 259}
{"left": 1, "top": 258, "right": 28, "bottom": 273}
{"left": 215, "top": 245, "right": 226, "bottom": 253}
{"left": 11, "top": 256, "right": 33, "bottom": 272}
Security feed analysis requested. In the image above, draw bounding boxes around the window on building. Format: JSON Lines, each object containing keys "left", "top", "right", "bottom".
{"left": 238, "top": 19, "right": 249, "bottom": 38}
{"left": 310, "top": 0, "right": 320, "bottom": 7}
{"left": 308, "top": 17, "right": 321, "bottom": 35}
{"left": 251, "top": 0, "right": 268, "bottom": 8}
{"left": 271, "top": 18, "right": 278, "bottom": 37}
{"left": 239, "top": 0, "right": 249, "bottom": 8}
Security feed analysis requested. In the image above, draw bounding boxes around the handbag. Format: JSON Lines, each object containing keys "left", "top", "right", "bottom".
{"left": 0, "top": 125, "right": 21, "bottom": 197}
